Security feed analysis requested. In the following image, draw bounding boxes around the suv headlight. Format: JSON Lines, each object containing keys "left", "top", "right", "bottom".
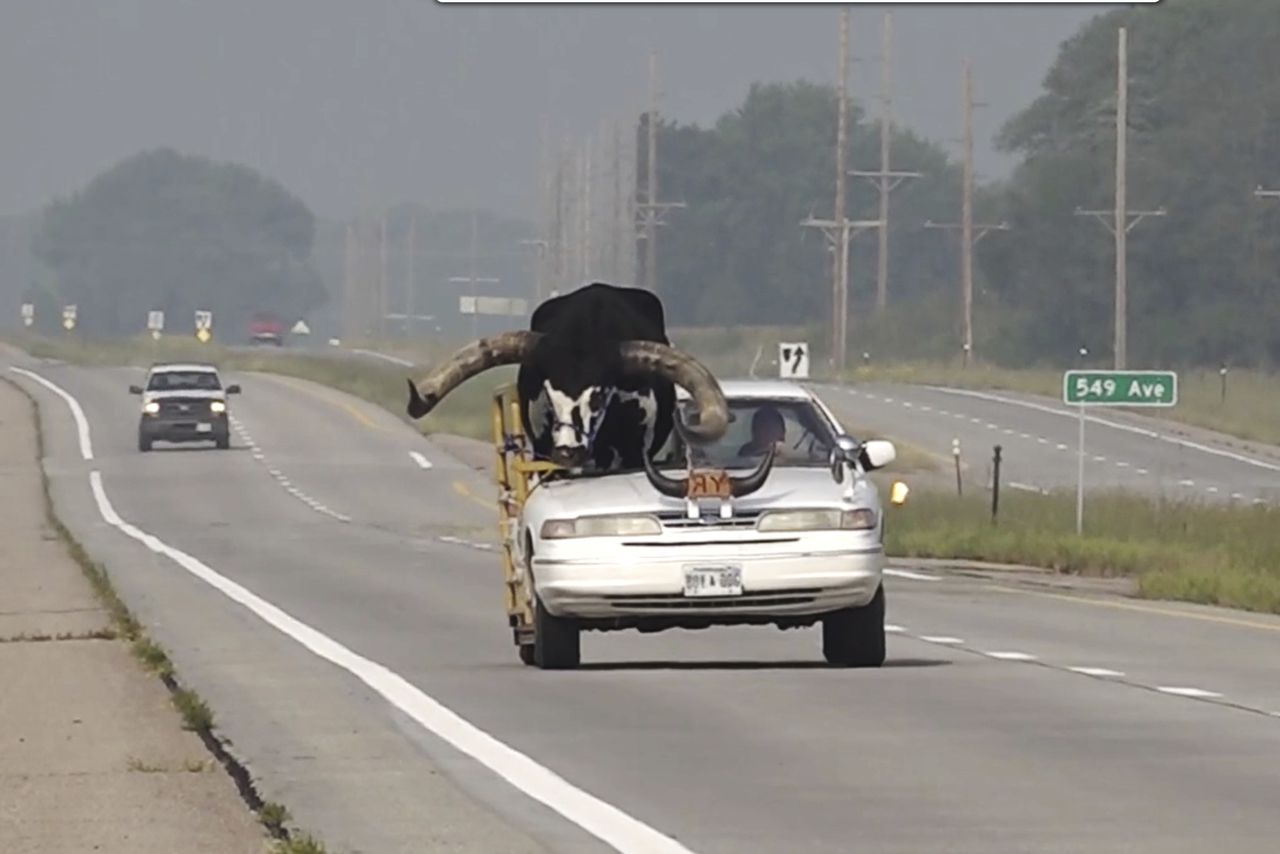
{"left": 210, "top": 400, "right": 226, "bottom": 413}
{"left": 142, "top": 401, "right": 160, "bottom": 414}
{"left": 540, "top": 514, "right": 662, "bottom": 539}
{"left": 756, "top": 508, "right": 877, "bottom": 532}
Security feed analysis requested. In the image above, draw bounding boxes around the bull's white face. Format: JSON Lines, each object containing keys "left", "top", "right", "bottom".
{"left": 544, "top": 380, "right": 610, "bottom": 467}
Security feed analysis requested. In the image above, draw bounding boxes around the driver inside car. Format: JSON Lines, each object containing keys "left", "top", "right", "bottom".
{"left": 737, "top": 406, "right": 786, "bottom": 457}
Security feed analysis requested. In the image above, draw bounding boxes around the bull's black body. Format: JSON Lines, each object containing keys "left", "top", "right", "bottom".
{"left": 519, "top": 283, "right": 675, "bottom": 471}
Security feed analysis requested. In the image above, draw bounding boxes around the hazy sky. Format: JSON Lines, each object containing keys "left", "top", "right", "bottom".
{"left": 1, "top": 1, "right": 1120, "bottom": 222}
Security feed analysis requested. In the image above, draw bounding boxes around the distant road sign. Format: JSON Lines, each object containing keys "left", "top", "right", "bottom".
{"left": 21, "top": 303, "right": 34, "bottom": 327}
{"left": 147, "top": 310, "right": 165, "bottom": 331}
{"left": 62, "top": 304, "right": 77, "bottom": 331}
{"left": 291, "top": 319, "right": 311, "bottom": 335}
{"left": 194, "top": 310, "right": 213, "bottom": 330}
{"left": 778, "top": 342, "right": 810, "bottom": 379}
{"left": 1063, "top": 370, "right": 1177, "bottom": 407}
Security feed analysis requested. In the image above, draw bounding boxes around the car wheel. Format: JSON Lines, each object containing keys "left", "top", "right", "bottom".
{"left": 821, "top": 582, "right": 886, "bottom": 667}
{"left": 138, "top": 434, "right": 152, "bottom": 452}
{"left": 518, "top": 643, "right": 536, "bottom": 666}
{"left": 215, "top": 433, "right": 230, "bottom": 450}
{"left": 533, "top": 595, "right": 580, "bottom": 670}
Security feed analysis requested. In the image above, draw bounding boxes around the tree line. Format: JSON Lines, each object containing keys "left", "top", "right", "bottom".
{"left": 646, "top": 0, "right": 1280, "bottom": 369}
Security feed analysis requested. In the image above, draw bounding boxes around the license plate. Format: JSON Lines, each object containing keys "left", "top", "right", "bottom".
{"left": 687, "top": 469, "right": 731, "bottom": 499}
{"left": 683, "top": 565, "right": 743, "bottom": 597}
{"left": 196, "top": 423, "right": 212, "bottom": 433}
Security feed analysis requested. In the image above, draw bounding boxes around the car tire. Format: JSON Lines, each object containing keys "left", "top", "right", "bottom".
{"left": 518, "top": 643, "right": 536, "bottom": 666}
{"left": 821, "top": 582, "right": 886, "bottom": 667}
{"left": 138, "top": 433, "right": 152, "bottom": 452}
{"left": 533, "top": 595, "right": 580, "bottom": 670}
{"left": 215, "top": 433, "right": 230, "bottom": 450}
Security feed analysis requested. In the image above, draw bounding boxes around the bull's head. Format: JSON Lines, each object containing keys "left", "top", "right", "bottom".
{"left": 405, "top": 331, "right": 730, "bottom": 466}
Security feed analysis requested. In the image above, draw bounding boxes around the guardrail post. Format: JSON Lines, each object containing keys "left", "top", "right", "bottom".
{"left": 991, "top": 445, "right": 1002, "bottom": 524}
{"left": 952, "top": 438, "right": 962, "bottom": 497}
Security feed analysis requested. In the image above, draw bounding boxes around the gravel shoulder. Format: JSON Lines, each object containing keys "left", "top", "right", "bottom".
{"left": 0, "top": 377, "right": 272, "bottom": 854}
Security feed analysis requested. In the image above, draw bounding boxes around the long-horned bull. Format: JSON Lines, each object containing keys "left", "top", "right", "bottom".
{"left": 640, "top": 417, "right": 778, "bottom": 499}
{"left": 404, "top": 283, "right": 766, "bottom": 485}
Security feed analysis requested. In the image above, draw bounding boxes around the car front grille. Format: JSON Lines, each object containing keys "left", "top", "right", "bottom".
{"left": 156, "top": 398, "right": 212, "bottom": 416}
{"left": 655, "top": 509, "right": 764, "bottom": 531}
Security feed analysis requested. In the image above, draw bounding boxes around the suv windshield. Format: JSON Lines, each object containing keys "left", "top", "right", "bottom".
{"left": 653, "top": 397, "right": 839, "bottom": 469}
{"left": 146, "top": 370, "right": 221, "bottom": 392}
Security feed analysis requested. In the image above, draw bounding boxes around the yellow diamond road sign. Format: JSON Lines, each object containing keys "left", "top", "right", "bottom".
{"left": 196, "top": 328, "right": 211, "bottom": 343}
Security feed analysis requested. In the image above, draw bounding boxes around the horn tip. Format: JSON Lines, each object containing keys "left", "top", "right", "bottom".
{"left": 406, "top": 379, "right": 439, "bottom": 419}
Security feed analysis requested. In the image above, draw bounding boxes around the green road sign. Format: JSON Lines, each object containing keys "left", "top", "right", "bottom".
{"left": 1063, "top": 370, "right": 1178, "bottom": 407}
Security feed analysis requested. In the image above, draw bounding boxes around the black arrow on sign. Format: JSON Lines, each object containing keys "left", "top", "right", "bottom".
{"left": 790, "top": 346, "right": 805, "bottom": 373}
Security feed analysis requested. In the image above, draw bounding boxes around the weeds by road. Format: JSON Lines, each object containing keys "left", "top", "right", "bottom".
{"left": 889, "top": 489, "right": 1280, "bottom": 615}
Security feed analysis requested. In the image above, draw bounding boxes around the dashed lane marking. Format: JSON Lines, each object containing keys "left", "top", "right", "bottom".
{"left": 231, "top": 416, "right": 351, "bottom": 523}
{"left": 885, "top": 625, "right": 906, "bottom": 633}
{"left": 919, "top": 636, "right": 964, "bottom": 645}
{"left": 1179, "top": 479, "right": 1196, "bottom": 487}
{"left": 884, "top": 568, "right": 939, "bottom": 582}
{"left": 984, "top": 651, "right": 1037, "bottom": 661}
{"left": 410, "top": 451, "right": 433, "bottom": 470}
{"left": 1069, "top": 667, "right": 1125, "bottom": 677}
{"left": 453, "top": 480, "right": 494, "bottom": 510}
{"left": 988, "top": 584, "right": 1280, "bottom": 634}
{"left": 1157, "top": 687, "right": 1223, "bottom": 699}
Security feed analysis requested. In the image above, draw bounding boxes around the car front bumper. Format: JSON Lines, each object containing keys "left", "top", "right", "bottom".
{"left": 140, "top": 417, "right": 228, "bottom": 442}
{"left": 531, "top": 544, "right": 884, "bottom": 621}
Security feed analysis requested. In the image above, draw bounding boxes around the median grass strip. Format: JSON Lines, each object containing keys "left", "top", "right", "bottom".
{"left": 887, "top": 489, "right": 1280, "bottom": 615}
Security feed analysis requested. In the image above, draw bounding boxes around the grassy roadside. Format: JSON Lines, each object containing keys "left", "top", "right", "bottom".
{"left": 887, "top": 488, "right": 1280, "bottom": 615}
{"left": 10, "top": 332, "right": 1280, "bottom": 616}
{"left": 844, "top": 360, "right": 1280, "bottom": 448}
{"left": 4, "top": 373, "right": 330, "bottom": 854}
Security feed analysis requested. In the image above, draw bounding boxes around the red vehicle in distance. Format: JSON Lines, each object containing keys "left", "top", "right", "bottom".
{"left": 248, "top": 312, "right": 284, "bottom": 346}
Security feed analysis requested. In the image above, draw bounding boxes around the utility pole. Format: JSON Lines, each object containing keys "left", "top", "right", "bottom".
{"left": 378, "top": 212, "right": 389, "bottom": 341}
{"left": 1074, "top": 27, "right": 1165, "bottom": 370}
{"left": 635, "top": 51, "right": 686, "bottom": 293}
{"left": 802, "top": 9, "right": 868, "bottom": 374}
{"left": 405, "top": 215, "right": 416, "bottom": 338}
{"left": 449, "top": 211, "right": 500, "bottom": 338}
{"left": 850, "top": 11, "right": 922, "bottom": 316}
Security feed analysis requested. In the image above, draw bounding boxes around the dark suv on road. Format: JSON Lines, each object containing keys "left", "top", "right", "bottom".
{"left": 130, "top": 363, "right": 240, "bottom": 451}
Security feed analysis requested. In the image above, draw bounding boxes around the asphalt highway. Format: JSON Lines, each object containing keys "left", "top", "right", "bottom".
{"left": 9, "top": 350, "right": 1280, "bottom": 854}
{"left": 814, "top": 381, "right": 1280, "bottom": 505}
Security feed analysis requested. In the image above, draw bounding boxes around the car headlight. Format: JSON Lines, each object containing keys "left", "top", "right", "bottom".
{"left": 142, "top": 401, "right": 160, "bottom": 414}
{"left": 540, "top": 514, "right": 662, "bottom": 539}
{"left": 210, "top": 400, "right": 226, "bottom": 413}
{"left": 756, "top": 508, "right": 877, "bottom": 532}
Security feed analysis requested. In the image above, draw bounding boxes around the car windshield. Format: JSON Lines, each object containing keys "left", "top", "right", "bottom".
{"left": 653, "top": 397, "right": 839, "bottom": 470}
{"left": 147, "top": 370, "right": 221, "bottom": 391}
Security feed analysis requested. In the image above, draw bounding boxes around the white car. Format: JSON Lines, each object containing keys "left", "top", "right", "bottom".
{"left": 129, "top": 362, "right": 240, "bottom": 451}
{"left": 513, "top": 379, "right": 899, "bottom": 669}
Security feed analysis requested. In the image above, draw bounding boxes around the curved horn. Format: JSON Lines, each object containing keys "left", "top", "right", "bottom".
{"left": 729, "top": 444, "right": 776, "bottom": 498}
{"left": 641, "top": 447, "right": 689, "bottom": 499}
{"left": 407, "top": 330, "right": 541, "bottom": 419}
{"left": 617, "top": 341, "right": 729, "bottom": 442}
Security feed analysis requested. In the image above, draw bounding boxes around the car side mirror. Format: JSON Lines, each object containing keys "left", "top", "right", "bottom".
{"left": 829, "top": 435, "right": 861, "bottom": 483}
{"left": 226, "top": 384, "right": 241, "bottom": 394}
{"left": 129, "top": 385, "right": 143, "bottom": 395}
{"left": 858, "top": 439, "right": 897, "bottom": 472}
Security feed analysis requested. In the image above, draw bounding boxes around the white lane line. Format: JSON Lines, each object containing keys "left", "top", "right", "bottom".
{"left": 1178, "top": 479, "right": 1196, "bottom": 487}
{"left": 1003, "top": 428, "right": 1016, "bottom": 435}
{"left": 919, "top": 636, "right": 963, "bottom": 645}
{"left": 883, "top": 397, "right": 895, "bottom": 403}
{"left": 902, "top": 402, "right": 914, "bottom": 409}
{"left": 10, "top": 367, "right": 94, "bottom": 460}
{"left": 919, "top": 405, "right": 932, "bottom": 412}
{"left": 926, "top": 386, "right": 1280, "bottom": 474}
{"left": 1019, "top": 432, "right": 1032, "bottom": 440}
{"left": 1136, "top": 468, "right": 1149, "bottom": 475}
{"left": 1206, "top": 487, "right": 1220, "bottom": 494}
{"left": 986, "top": 423, "right": 999, "bottom": 430}
{"left": 1156, "top": 687, "right": 1223, "bottom": 699}
{"left": 885, "top": 625, "right": 906, "bottom": 633}
{"left": 969, "top": 418, "right": 982, "bottom": 424}
{"left": 984, "top": 651, "right": 1037, "bottom": 661}
{"left": 86, "top": 473, "right": 687, "bottom": 853}
{"left": 1093, "top": 455, "right": 1106, "bottom": 462}
{"left": 3, "top": 363, "right": 692, "bottom": 854}
{"left": 1037, "top": 437, "right": 1049, "bottom": 444}
{"left": 884, "top": 568, "right": 938, "bottom": 582}
{"left": 409, "top": 451, "right": 433, "bottom": 470}
{"left": 1231, "top": 492, "right": 1245, "bottom": 501}
{"left": 1116, "top": 461, "right": 1130, "bottom": 468}
{"left": 1008, "top": 482, "right": 1048, "bottom": 494}
{"left": 1069, "top": 667, "right": 1125, "bottom": 677}
{"left": 1056, "top": 443, "right": 1068, "bottom": 451}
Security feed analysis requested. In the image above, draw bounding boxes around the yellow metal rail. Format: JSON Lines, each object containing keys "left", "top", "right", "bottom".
{"left": 491, "top": 383, "right": 559, "bottom": 646}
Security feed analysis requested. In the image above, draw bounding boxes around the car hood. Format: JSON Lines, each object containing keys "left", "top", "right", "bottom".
{"left": 528, "top": 466, "right": 877, "bottom": 518}
{"left": 143, "top": 389, "right": 226, "bottom": 402}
